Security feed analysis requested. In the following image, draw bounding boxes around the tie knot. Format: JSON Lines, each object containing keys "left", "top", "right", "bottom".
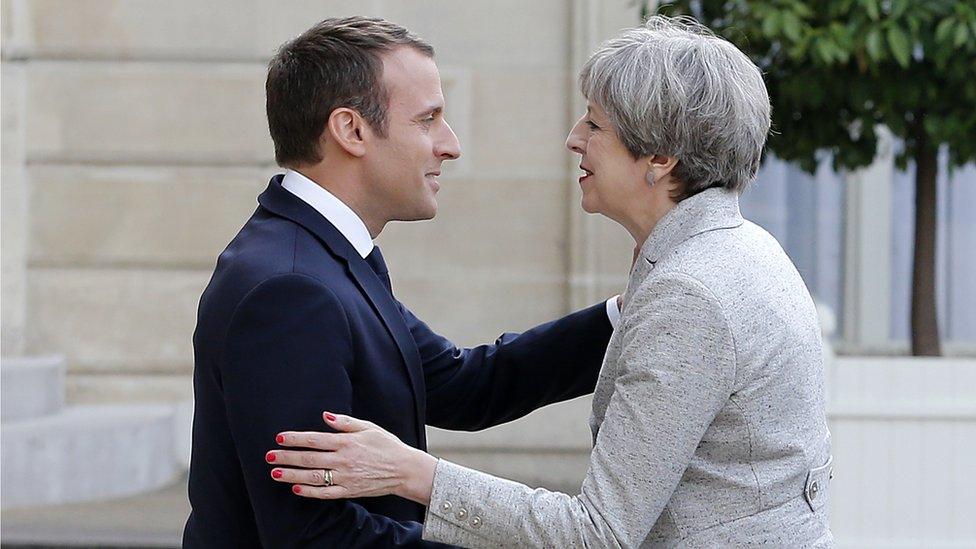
{"left": 365, "top": 246, "right": 388, "bottom": 276}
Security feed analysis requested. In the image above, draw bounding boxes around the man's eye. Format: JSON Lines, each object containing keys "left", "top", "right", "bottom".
{"left": 585, "top": 120, "right": 599, "bottom": 130}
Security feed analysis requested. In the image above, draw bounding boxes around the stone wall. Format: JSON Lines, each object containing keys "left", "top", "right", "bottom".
{"left": 1, "top": 1, "right": 638, "bottom": 407}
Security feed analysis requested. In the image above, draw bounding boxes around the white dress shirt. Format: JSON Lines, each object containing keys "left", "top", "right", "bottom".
{"left": 279, "top": 169, "right": 621, "bottom": 327}
{"left": 281, "top": 169, "right": 374, "bottom": 259}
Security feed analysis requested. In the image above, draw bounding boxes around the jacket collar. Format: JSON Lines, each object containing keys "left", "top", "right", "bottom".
{"left": 258, "top": 174, "right": 363, "bottom": 264}
{"left": 640, "top": 187, "right": 744, "bottom": 266}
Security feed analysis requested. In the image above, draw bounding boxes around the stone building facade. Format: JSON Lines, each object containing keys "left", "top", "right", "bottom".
{"left": 2, "top": 0, "right": 645, "bottom": 402}
{"left": 1, "top": 0, "right": 647, "bottom": 501}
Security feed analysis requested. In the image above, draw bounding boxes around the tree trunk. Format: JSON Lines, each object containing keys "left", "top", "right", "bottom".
{"left": 911, "top": 135, "right": 941, "bottom": 356}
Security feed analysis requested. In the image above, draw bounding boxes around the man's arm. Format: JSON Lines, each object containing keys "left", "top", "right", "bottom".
{"left": 220, "top": 274, "right": 447, "bottom": 547}
{"left": 398, "top": 300, "right": 614, "bottom": 431}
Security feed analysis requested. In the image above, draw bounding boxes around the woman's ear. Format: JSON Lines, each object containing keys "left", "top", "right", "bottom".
{"left": 325, "top": 108, "right": 368, "bottom": 158}
{"left": 645, "top": 154, "right": 679, "bottom": 186}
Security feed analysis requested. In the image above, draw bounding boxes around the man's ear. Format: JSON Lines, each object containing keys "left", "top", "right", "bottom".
{"left": 325, "top": 108, "right": 368, "bottom": 158}
{"left": 645, "top": 154, "right": 679, "bottom": 186}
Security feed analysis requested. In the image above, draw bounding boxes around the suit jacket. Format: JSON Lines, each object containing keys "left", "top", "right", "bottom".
{"left": 182, "top": 175, "right": 613, "bottom": 548}
{"left": 423, "top": 188, "right": 833, "bottom": 548}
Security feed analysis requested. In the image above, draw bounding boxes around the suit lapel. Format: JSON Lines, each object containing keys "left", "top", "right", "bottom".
{"left": 346, "top": 259, "right": 427, "bottom": 444}
{"left": 257, "top": 175, "right": 427, "bottom": 444}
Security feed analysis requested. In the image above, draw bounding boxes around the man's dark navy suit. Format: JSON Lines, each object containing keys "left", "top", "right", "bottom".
{"left": 183, "top": 175, "right": 613, "bottom": 547}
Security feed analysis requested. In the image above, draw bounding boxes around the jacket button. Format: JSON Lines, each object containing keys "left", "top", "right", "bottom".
{"left": 471, "top": 516, "right": 482, "bottom": 529}
{"left": 810, "top": 482, "right": 819, "bottom": 499}
{"left": 457, "top": 508, "right": 468, "bottom": 520}
{"left": 441, "top": 501, "right": 452, "bottom": 513}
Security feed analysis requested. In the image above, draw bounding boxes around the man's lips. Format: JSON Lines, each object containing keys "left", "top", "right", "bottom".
{"left": 425, "top": 171, "right": 441, "bottom": 192}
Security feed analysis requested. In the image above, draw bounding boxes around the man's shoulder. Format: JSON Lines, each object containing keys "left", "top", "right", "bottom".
{"left": 199, "top": 210, "right": 349, "bottom": 319}
{"left": 222, "top": 209, "right": 344, "bottom": 276}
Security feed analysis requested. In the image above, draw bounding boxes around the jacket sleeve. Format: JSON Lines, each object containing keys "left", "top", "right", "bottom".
{"left": 219, "top": 273, "right": 449, "bottom": 548}
{"left": 419, "top": 273, "right": 736, "bottom": 548}
{"left": 398, "top": 300, "right": 613, "bottom": 431}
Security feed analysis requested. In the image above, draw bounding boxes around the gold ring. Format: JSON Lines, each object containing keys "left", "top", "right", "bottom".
{"left": 323, "top": 469, "right": 334, "bottom": 487}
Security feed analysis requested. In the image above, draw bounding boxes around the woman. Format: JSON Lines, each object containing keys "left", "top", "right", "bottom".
{"left": 266, "top": 16, "right": 832, "bottom": 547}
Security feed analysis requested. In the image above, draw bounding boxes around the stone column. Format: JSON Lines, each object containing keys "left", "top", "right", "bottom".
{"left": 1, "top": 0, "right": 30, "bottom": 356}
{"left": 566, "top": 0, "right": 645, "bottom": 311}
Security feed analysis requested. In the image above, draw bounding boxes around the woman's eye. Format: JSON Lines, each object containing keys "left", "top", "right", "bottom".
{"left": 585, "top": 120, "right": 599, "bottom": 130}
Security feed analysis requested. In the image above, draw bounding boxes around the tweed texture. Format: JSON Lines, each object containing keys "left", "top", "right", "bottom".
{"left": 423, "top": 188, "right": 832, "bottom": 548}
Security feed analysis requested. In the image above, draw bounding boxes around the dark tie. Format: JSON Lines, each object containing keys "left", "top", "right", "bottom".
{"left": 365, "top": 246, "right": 392, "bottom": 293}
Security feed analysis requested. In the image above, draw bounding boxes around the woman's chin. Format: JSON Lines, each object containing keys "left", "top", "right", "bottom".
{"left": 580, "top": 197, "right": 600, "bottom": 214}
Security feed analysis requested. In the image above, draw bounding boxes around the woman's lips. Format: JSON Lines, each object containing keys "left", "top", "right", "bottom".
{"left": 579, "top": 165, "right": 593, "bottom": 184}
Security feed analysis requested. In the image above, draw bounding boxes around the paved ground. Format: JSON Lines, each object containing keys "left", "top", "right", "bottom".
{"left": 0, "top": 472, "right": 577, "bottom": 547}
{"left": 1, "top": 476, "right": 189, "bottom": 548}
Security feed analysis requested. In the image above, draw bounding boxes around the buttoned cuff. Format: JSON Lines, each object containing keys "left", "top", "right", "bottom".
{"left": 422, "top": 459, "right": 491, "bottom": 546}
{"left": 606, "top": 296, "right": 621, "bottom": 329}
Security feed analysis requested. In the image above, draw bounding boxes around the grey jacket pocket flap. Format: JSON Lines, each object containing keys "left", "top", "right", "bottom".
{"left": 803, "top": 455, "right": 833, "bottom": 512}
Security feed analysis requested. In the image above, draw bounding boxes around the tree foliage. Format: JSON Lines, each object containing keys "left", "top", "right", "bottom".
{"left": 655, "top": 0, "right": 976, "bottom": 173}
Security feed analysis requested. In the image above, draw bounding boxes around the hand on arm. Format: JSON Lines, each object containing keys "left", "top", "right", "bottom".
{"left": 223, "top": 274, "right": 436, "bottom": 547}
{"left": 268, "top": 273, "right": 736, "bottom": 548}
{"left": 270, "top": 412, "right": 437, "bottom": 505}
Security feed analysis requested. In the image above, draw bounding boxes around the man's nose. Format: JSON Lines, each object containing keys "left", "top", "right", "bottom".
{"left": 565, "top": 118, "right": 586, "bottom": 154}
{"left": 436, "top": 121, "right": 462, "bottom": 160}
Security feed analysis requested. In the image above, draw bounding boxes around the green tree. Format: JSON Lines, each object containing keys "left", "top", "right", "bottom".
{"left": 654, "top": 0, "right": 976, "bottom": 355}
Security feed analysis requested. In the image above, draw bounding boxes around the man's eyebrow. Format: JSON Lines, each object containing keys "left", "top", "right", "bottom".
{"left": 414, "top": 105, "right": 444, "bottom": 118}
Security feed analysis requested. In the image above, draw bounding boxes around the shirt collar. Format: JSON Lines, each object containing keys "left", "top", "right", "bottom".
{"left": 280, "top": 169, "right": 374, "bottom": 259}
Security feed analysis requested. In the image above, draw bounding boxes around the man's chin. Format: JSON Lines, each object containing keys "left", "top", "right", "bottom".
{"left": 395, "top": 205, "right": 437, "bottom": 222}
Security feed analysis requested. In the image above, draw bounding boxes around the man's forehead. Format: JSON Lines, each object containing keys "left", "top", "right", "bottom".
{"left": 381, "top": 47, "right": 441, "bottom": 87}
{"left": 381, "top": 46, "right": 444, "bottom": 111}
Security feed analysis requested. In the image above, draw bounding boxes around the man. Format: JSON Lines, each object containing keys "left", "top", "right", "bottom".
{"left": 183, "top": 16, "right": 618, "bottom": 547}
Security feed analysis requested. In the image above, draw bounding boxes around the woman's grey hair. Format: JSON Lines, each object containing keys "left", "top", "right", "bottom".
{"left": 580, "top": 15, "right": 771, "bottom": 197}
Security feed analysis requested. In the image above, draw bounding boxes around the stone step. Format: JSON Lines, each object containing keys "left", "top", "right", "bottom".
{"left": 0, "top": 475, "right": 189, "bottom": 548}
{"left": 1, "top": 404, "right": 181, "bottom": 510}
{"left": 0, "top": 356, "right": 65, "bottom": 422}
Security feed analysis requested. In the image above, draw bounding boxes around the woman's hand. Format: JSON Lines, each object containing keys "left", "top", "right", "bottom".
{"left": 266, "top": 412, "right": 437, "bottom": 505}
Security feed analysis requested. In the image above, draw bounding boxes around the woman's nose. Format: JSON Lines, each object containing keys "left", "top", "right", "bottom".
{"left": 565, "top": 118, "right": 586, "bottom": 154}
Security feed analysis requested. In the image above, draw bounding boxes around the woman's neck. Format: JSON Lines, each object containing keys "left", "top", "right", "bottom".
{"left": 620, "top": 189, "right": 679, "bottom": 249}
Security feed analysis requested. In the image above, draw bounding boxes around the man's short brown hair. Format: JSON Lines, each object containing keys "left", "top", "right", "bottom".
{"left": 266, "top": 16, "right": 434, "bottom": 167}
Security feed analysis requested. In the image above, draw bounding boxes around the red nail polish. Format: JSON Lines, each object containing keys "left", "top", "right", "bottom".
{"left": 272, "top": 469, "right": 283, "bottom": 479}
{"left": 266, "top": 451, "right": 276, "bottom": 462}
{"left": 292, "top": 485, "right": 302, "bottom": 494}
{"left": 276, "top": 434, "right": 285, "bottom": 444}
{"left": 324, "top": 412, "right": 337, "bottom": 422}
